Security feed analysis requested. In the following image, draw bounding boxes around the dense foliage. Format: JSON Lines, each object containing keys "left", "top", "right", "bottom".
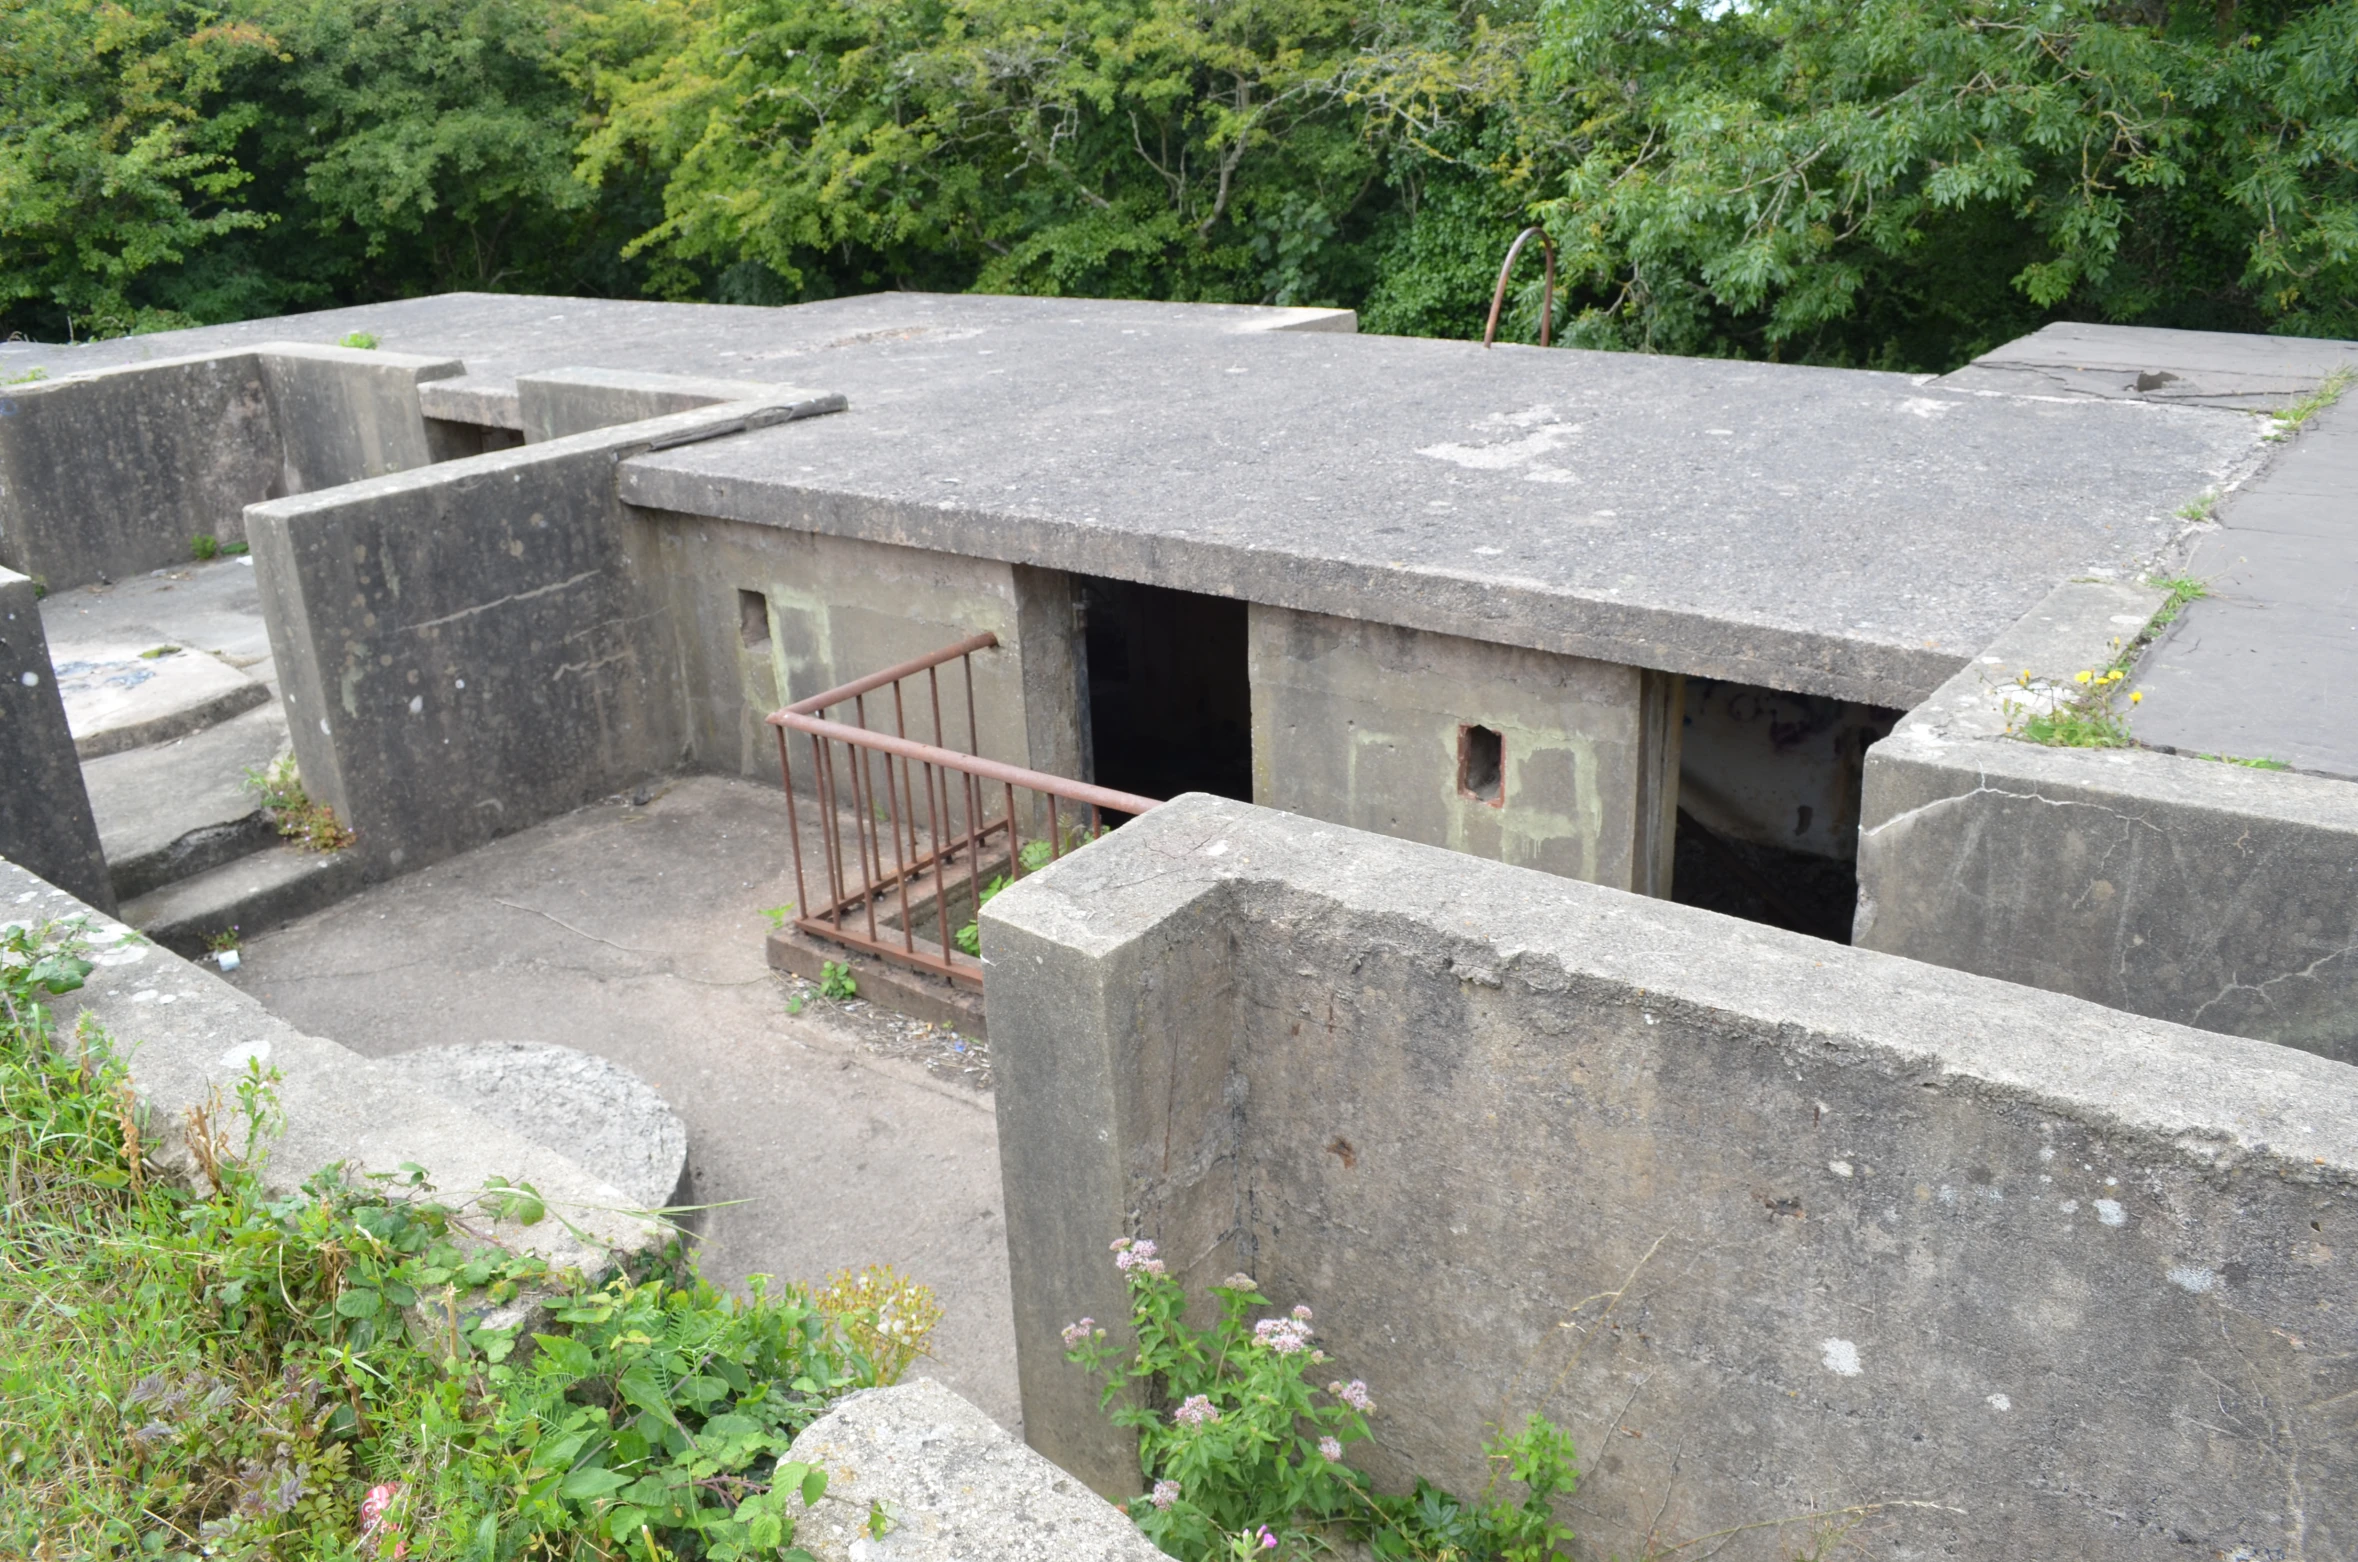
{"left": 4, "top": 0, "right": 2354, "bottom": 367}
{"left": 0, "top": 915, "right": 934, "bottom": 1558}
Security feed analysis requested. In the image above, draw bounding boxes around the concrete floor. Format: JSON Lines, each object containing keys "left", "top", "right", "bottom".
{"left": 220, "top": 772, "right": 1022, "bottom": 1429}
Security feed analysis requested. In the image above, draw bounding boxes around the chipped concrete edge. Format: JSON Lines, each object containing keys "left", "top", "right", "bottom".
{"left": 0, "top": 853, "right": 667, "bottom": 1278}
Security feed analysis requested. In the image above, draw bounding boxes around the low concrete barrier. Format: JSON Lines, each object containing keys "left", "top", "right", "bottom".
{"left": 246, "top": 395, "right": 841, "bottom": 877}
{"left": 517, "top": 367, "right": 815, "bottom": 443}
{"left": 0, "top": 345, "right": 461, "bottom": 591}
{"left": 1, "top": 854, "right": 661, "bottom": 1277}
{"left": 1857, "top": 581, "right": 2358, "bottom": 1062}
{"left": 983, "top": 793, "right": 2358, "bottom": 1561}
{"left": 0, "top": 567, "right": 111, "bottom": 909}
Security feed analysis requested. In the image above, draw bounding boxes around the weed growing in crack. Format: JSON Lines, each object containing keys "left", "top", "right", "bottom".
{"left": 2006, "top": 578, "right": 2207, "bottom": 750}
{"left": 2265, "top": 366, "right": 2352, "bottom": 440}
{"left": 245, "top": 754, "right": 358, "bottom": 853}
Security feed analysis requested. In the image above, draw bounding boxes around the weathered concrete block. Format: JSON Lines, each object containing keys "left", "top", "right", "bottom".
{"left": 519, "top": 367, "right": 817, "bottom": 443}
{"left": 784, "top": 1379, "right": 1164, "bottom": 1562}
{"left": 256, "top": 341, "right": 465, "bottom": 492}
{"left": 1249, "top": 605, "right": 1679, "bottom": 893}
{"left": 983, "top": 794, "right": 2358, "bottom": 1560}
{"left": 247, "top": 396, "right": 841, "bottom": 877}
{"left": 379, "top": 1041, "right": 689, "bottom": 1213}
{"left": 0, "top": 351, "right": 278, "bottom": 589}
{"left": 0, "top": 566, "right": 112, "bottom": 910}
{"left": 1857, "top": 581, "right": 2358, "bottom": 1062}
{"left": 1, "top": 854, "right": 661, "bottom": 1275}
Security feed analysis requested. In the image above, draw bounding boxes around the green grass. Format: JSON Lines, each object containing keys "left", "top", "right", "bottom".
{"left": 2008, "top": 578, "right": 2209, "bottom": 751}
{"left": 337, "top": 332, "right": 380, "bottom": 351}
{"left": 2267, "top": 366, "right": 2352, "bottom": 439}
{"left": 0, "top": 917, "right": 933, "bottom": 1559}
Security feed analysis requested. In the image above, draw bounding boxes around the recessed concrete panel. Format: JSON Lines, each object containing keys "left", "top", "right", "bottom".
{"left": 632, "top": 510, "right": 1079, "bottom": 787}
{"left": 0, "top": 566, "right": 111, "bottom": 909}
{"left": 983, "top": 795, "right": 2358, "bottom": 1560}
{"left": 1249, "top": 605, "right": 1678, "bottom": 893}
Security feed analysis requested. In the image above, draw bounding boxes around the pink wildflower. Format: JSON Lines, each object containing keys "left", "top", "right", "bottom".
{"left": 1173, "top": 1394, "right": 1221, "bottom": 1426}
{"left": 1318, "top": 1436, "right": 1343, "bottom": 1461}
{"left": 1329, "top": 1379, "right": 1375, "bottom": 1413}
{"left": 1253, "top": 1315, "right": 1313, "bottom": 1354}
{"left": 1151, "top": 1479, "right": 1181, "bottom": 1510}
{"left": 1260, "top": 1525, "right": 1279, "bottom": 1550}
{"left": 1114, "top": 1239, "right": 1166, "bottom": 1277}
{"left": 1291, "top": 1305, "right": 1313, "bottom": 1322}
{"left": 1061, "top": 1317, "right": 1096, "bottom": 1349}
{"left": 358, "top": 1483, "right": 408, "bottom": 1560}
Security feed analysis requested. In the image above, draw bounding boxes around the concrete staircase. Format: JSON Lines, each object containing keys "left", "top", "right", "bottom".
{"left": 44, "top": 557, "right": 360, "bottom": 954}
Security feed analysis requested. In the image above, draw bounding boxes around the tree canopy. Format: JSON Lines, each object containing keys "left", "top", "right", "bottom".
{"left": 4, "top": 0, "right": 2353, "bottom": 368}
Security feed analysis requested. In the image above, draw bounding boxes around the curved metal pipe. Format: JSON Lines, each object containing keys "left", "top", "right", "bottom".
{"left": 1482, "top": 225, "right": 1557, "bottom": 349}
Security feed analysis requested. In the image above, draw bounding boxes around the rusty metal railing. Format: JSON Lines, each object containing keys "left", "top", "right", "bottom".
{"left": 1483, "top": 225, "right": 1557, "bottom": 348}
{"left": 768, "top": 632, "right": 1160, "bottom": 988}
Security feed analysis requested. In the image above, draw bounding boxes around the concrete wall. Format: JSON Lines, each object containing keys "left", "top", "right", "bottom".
{"left": 983, "top": 794, "right": 2358, "bottom": 1562}
{"left": 0, "top": 345, "right": 462, "bottom": 591}
{"left": 0, "top": 566, "right": 112, "bottom": 909}
{"left": 1250, "top": 606, "right": 1679, "bottom": 894}
{"left": 245, "top": 406, "right": 774, "bottom": 876}
{"left": 635, "top": 511, "right": 1085, "bottom": 789}
{"left": 1857, "top": 581, "right": 2358, "bottom": 1063}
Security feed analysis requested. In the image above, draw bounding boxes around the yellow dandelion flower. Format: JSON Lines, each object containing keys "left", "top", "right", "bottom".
{"left": 2073, "top": 670, "right": 2094, "bottom": 685}
{"left": 2131, "top": 691, "right": 2143, "bottom": 704}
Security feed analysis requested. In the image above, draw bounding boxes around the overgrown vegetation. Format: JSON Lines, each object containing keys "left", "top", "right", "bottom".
{"left": 1066, "top": 1239, "right": 1579, "bottom": 1560}
{"left": 247, "top": 753, "right": 359, "bottom": 853}
{"left": 8, "top": 0, "right": 2358, "bottom": 368}
{"left": 0, "top": 915, "right": 938, "bottom": 1557}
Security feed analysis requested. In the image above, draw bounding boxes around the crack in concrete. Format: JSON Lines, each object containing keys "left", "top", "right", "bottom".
{"left": 403, "top": 569, "right": 602, "bottom": 633}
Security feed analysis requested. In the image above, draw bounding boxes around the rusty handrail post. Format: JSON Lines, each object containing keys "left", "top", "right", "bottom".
{"left": 765, "top": 632, "right": 1163, "bottom": 990}
{"left": 1483, "top": 225, "right": 1556, "bottom": 349}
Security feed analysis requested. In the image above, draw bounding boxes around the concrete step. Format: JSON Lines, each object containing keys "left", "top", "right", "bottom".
{"left": 54, "top": 641, "right": 269, "bottom": 759}
{"left": 121, "top": 843, "right": 363, "bottom": 956}
{"left": 83, "top": 703, "right": 292, "bottom": 901}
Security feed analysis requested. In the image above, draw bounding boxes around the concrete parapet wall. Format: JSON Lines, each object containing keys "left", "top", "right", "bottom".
{"left": 1858, "top": 581, "right": 2358, "bottom": 1062}
{"left": 519, "top": 367, "right": 815, "bottom": 444}
{"left": 0, "top": 567, "right": 111, "bottom": 909}
{"left": 245, "top": 403, "right": 827, "bottom": 876}
{"left": 983, "top": 794, "right": 2358, "bottom": 1560}
{"left": 1, "top": 854, "right": 660, "bottom": 1275}
{"left": 1249, "top": 605, "right": 1679, "bottom": 893}
{"left": 0, "top": 344, "right": 462, "bottom": 591}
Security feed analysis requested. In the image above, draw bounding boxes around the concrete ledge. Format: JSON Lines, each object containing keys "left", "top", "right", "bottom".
{"left": 982, "top": 794, "right": 2358, "bottom": 1559}
{"left": 1857, "top": 581, "right": 2358, "bottom": 1061}
{"left": 418, "top": 375, "right": 524, "bottom": 430}
{"left": 767, "top": 927, "right": 987, "bottom": 1038}
{"left": 517, "top": 367, "right": 824, "bottom": 443}
{"left": 2, "top": 854, "right": 664, "bottom": 1275}
{"left": 784, "top": 1379, "right": 1162, "bottom": 1561}
{"left": 121, "top": 843, "right": 364, "bottom": 955}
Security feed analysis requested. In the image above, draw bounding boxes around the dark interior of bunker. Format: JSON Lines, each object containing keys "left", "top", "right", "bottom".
{"left": 1079, "top": 577, "right": 1253, "bottom": 805}
{"left": 1671, "top": 681, "right": 1901, "bottom": 943}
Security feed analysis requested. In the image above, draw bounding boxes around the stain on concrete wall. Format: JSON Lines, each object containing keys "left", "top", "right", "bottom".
{"left": 1249, "top": 605, "right": 1678, "bottom": 894}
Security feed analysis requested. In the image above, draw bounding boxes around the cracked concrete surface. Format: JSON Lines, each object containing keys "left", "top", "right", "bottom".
{"left": 218, "top": 772, "right": 1021, "bottom": 1429}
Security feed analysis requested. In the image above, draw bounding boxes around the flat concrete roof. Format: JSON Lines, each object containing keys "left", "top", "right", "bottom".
{"left": 6, "top": 293, "right": 2314, "bottom": 707}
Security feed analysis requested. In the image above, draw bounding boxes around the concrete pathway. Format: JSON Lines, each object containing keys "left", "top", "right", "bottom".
{"left": 2133, "top": 395, "right": 2358, "bottom": 779}
{"left": 220, "top": 773, "right": 1022, "bottom": 1429}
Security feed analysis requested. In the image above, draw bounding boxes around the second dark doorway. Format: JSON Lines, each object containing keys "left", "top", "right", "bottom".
{"left": 1080, "top": 577, "right": 1252, "bottom": 803}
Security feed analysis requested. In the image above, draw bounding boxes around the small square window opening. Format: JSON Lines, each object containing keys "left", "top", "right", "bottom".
{"left": 1458, "top": 724, "right": 1504, "bottom": 806}
{"left": 738, "top": 588, "right": 771, "bottom": 649}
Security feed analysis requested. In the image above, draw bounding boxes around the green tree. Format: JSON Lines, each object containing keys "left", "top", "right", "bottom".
{"left": 0, "top": 0, "right": 271, "bottom": 338}
{"left": 1528, "top": 0, "right": 2358, "bottom": 367}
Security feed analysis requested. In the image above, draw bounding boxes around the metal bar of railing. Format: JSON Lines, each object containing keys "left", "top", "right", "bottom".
{"left": 768, "top": 633, "right": 1160, "bottom": 989}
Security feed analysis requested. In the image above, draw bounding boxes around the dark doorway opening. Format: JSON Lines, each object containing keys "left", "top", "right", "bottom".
{"left": 1669, "top": 680, "right": 1901, "bottom": 943}
{"left": 1080, "top": 577, "right": 1252, "bottom": 803}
